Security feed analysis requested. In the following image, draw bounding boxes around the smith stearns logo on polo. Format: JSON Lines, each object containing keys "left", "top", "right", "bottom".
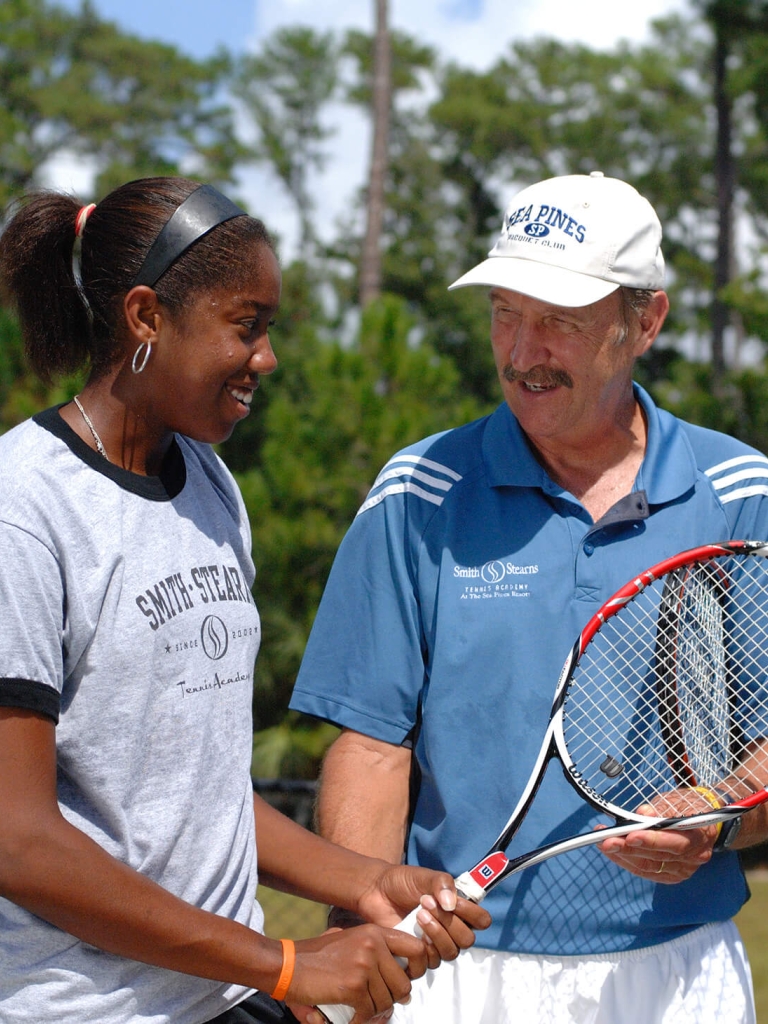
{"left": 503, "top": 202, "right": 587, "bottom": 247}
{"left": 455, "top": 559, "right": 538, "bottom": 601}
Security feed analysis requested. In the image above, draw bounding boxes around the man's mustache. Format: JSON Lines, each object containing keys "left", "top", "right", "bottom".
{"left": 502, "top": 365, "right": 573, "bottom": 389}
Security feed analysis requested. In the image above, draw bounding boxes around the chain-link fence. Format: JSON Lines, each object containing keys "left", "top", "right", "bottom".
{"left": 253, "top": 777, "right": 317, "bottom": 830}
{"left": 253, "top": 778, "right": 329, "bottom": 940}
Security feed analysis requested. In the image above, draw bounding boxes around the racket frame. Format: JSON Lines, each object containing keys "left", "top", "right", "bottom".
{"left": 317, "top": 540, "right": 768, "bottom": 1024}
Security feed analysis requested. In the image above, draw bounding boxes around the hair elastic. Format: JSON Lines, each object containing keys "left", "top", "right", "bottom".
{"left": 131, "top": 184, "right": 247, "bottom": 289}
{"left": 270, "top": 938, "right": 295, "bottom": 1002}
{"left": 75, "top": 203, "right": 96, "bottom": 238}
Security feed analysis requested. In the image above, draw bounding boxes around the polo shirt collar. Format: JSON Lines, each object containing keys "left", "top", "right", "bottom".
{"left": 483, "top": 383, "right": 697, "bottom": 506}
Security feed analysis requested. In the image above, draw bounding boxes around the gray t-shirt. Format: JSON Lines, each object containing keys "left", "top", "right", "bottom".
{"left": 0, "top": 408, "right": 263, "bottom": 1023}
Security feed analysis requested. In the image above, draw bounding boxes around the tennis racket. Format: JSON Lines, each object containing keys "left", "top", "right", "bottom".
{"left": 317, "top": 539, "right": 768, "bottom": 1024}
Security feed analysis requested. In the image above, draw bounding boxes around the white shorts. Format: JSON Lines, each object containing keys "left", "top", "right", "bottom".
{"left": 393, "top": 922, "right": 755, "bottom": 1024}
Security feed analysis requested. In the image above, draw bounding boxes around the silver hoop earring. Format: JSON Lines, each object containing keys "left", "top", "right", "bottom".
{"left": 131, "top": 341, "right": 152, "bottom": 375}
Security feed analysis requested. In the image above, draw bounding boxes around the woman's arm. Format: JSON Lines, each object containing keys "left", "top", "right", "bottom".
{"left": 0, "top": 708, "right": 487, "bottom": 1021}
{"left": 0, "top": 709, "right": 283, "bottom": 988}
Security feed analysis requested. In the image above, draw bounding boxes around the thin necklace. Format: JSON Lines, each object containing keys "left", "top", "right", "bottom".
{"left": 73, "top": 395, "right": 109, "bottom": 461}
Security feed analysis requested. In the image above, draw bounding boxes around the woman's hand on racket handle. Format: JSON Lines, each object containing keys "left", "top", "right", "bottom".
{"left": 282, "top": 922, "right": 441, "bottom": 1024}
{"left": 357, "top": 863, "right": 491, "bottom": 966}
{"left": 287, "top": 867, "right": 490, "bottom": 1024}
{"left": 597, "top": 791, "right": 721, "bottom": 883}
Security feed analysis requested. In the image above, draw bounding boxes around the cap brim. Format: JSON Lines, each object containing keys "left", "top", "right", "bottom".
{"left": 448, "top": 257, "right": 620, "bottom": 308}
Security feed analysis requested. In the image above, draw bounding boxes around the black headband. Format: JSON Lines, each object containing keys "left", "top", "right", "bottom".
{"left": 131, "top": 184, "right": 248, "bottom": 288}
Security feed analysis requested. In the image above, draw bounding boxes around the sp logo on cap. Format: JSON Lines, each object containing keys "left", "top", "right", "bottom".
{"left": 524, "top": 223, "right": 550, "bottom": 238}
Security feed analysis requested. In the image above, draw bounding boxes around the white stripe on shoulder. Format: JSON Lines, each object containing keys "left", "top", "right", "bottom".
{"left": 373, "top": 465, "right": 454, "bottom": 492}
{"left": 372, "top": 454, "right": 463, "bottom": 487}
{"left": 357, "top": 455, "right": 463, "bottom": 517}
{"left": 716, "top": 484, "right": 768, "bottom": 505}
{"left": 709, "top": 466, "right": 768, "bottom": 492}
{"left": 357, "top": 481, "right": 446, "bottom": 516}
{"left": 705, "top": 454, "right": 768, "bottom": 478}
{"left": 706, "top": 454, "right": 768, "bottom": 502}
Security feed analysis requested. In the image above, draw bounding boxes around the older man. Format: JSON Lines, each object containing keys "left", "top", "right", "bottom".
{"left": 291, "top": 173, "right": 768, "bottom": 1023}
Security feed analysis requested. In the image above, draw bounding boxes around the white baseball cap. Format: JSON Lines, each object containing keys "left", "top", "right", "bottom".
{"left": 448, "top": 171, "right": 664, "bottom": 307}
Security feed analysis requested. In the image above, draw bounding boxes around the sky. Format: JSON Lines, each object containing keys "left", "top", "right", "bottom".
{"left": 58, "top": 0, "right": 690, "bottom": 64}
{"left": 54, "top": 0, "right": 692, "bottom": 256}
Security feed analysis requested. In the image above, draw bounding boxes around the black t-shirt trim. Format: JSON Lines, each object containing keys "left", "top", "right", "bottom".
{"left": 34, "top": 405, "right": 187, "bottom": 500}
{"left": 0, "top": 678, "right": 60, "bottom": 723}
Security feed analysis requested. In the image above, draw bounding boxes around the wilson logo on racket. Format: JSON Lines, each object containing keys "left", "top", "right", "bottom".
{"left": 469, "top": 852, "right": 509, "bottom": 886}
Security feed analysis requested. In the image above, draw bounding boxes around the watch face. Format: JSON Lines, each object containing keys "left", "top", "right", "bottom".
{"left": 717, "top": 815, "right": 742, "bottom": 850}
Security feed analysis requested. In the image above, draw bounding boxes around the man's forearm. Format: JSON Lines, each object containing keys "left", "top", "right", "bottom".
{"left": 316, "top": 730, "right": 412, "bottom": 863}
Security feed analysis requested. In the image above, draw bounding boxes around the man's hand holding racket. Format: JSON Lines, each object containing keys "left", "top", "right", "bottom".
{"left": 597, "top": 787, "right": 730, "bottom": 883}
{"left": 600, "top": 739, "right": 768, "bottom": 882}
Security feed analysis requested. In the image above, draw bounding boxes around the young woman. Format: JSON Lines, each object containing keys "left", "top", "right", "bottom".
{"left": 0, "top": 178, "right": 489, "bottom": 1024}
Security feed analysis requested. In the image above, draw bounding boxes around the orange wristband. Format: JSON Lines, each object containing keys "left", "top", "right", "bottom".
{"left": 270, "top": 938, "right": 295, "bottom": 1002}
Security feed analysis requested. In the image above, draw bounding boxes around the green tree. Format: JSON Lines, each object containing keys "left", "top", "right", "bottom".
{"left": 0, "top": 0, "right": 240, "bottom": 208}
{"left": 0, "top": 305, "right": 82, "bottom": 427}
{"left": 232, "top": 27, "right": 340, "bottom": 253}
{"left": 691, "top": 1, "right": 768, "bottom": 387}
{"left": 358, "top": 0, "right": 392, "bottom": 307}
{"left": 333, "top": 27, "right": 506, "bottom": 397}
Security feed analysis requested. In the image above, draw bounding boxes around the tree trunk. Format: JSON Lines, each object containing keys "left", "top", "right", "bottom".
{"left": 712, "top": 25, "right": 734, "bottom": 389}
{"left": 359, "top": 0, "right": 391, "bottom": 308}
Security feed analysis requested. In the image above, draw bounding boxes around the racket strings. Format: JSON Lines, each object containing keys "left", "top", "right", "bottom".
{"left": 662, "top": 566, "right": 729, "bottom": 786}
{"left": 560, "top": 554, "right": 768, "bottom": 817}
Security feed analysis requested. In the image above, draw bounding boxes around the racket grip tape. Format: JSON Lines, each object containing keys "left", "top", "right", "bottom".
{"left": 314, "top": 911, "right": 420, "bottom": 1024}
{"left": 315, "top": 880, "right": 482, "bottom": 1024}
{"left": 453, "top": 871, "right": 488, "bottom": 904}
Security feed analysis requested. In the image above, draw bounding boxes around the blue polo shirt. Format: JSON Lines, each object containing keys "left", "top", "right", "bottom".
{"left": 291, "top": 385, "right": 768, "bottom": 954}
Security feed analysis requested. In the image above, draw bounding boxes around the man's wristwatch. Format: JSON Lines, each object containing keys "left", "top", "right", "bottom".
{"left": 713, "top": 814, "right": 742, "bottom": 851}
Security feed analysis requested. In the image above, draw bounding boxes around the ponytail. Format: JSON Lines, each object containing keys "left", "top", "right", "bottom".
{"left": 0, "top": 191, "right": 92, "bottom": 382}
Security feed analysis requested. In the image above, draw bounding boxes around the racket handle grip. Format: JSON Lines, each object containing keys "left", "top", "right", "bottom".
{"left": 314, "top": 1002, "right": 355, "bottom": 1024}
{"left": 315, "top": 909, "right": 423, "bottom": 1024}
{"left": 316, "top": 879, "right": 485, "bottom": 1024}
{"left": 453, "top": 872, "right": 488, "bottom": 905}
